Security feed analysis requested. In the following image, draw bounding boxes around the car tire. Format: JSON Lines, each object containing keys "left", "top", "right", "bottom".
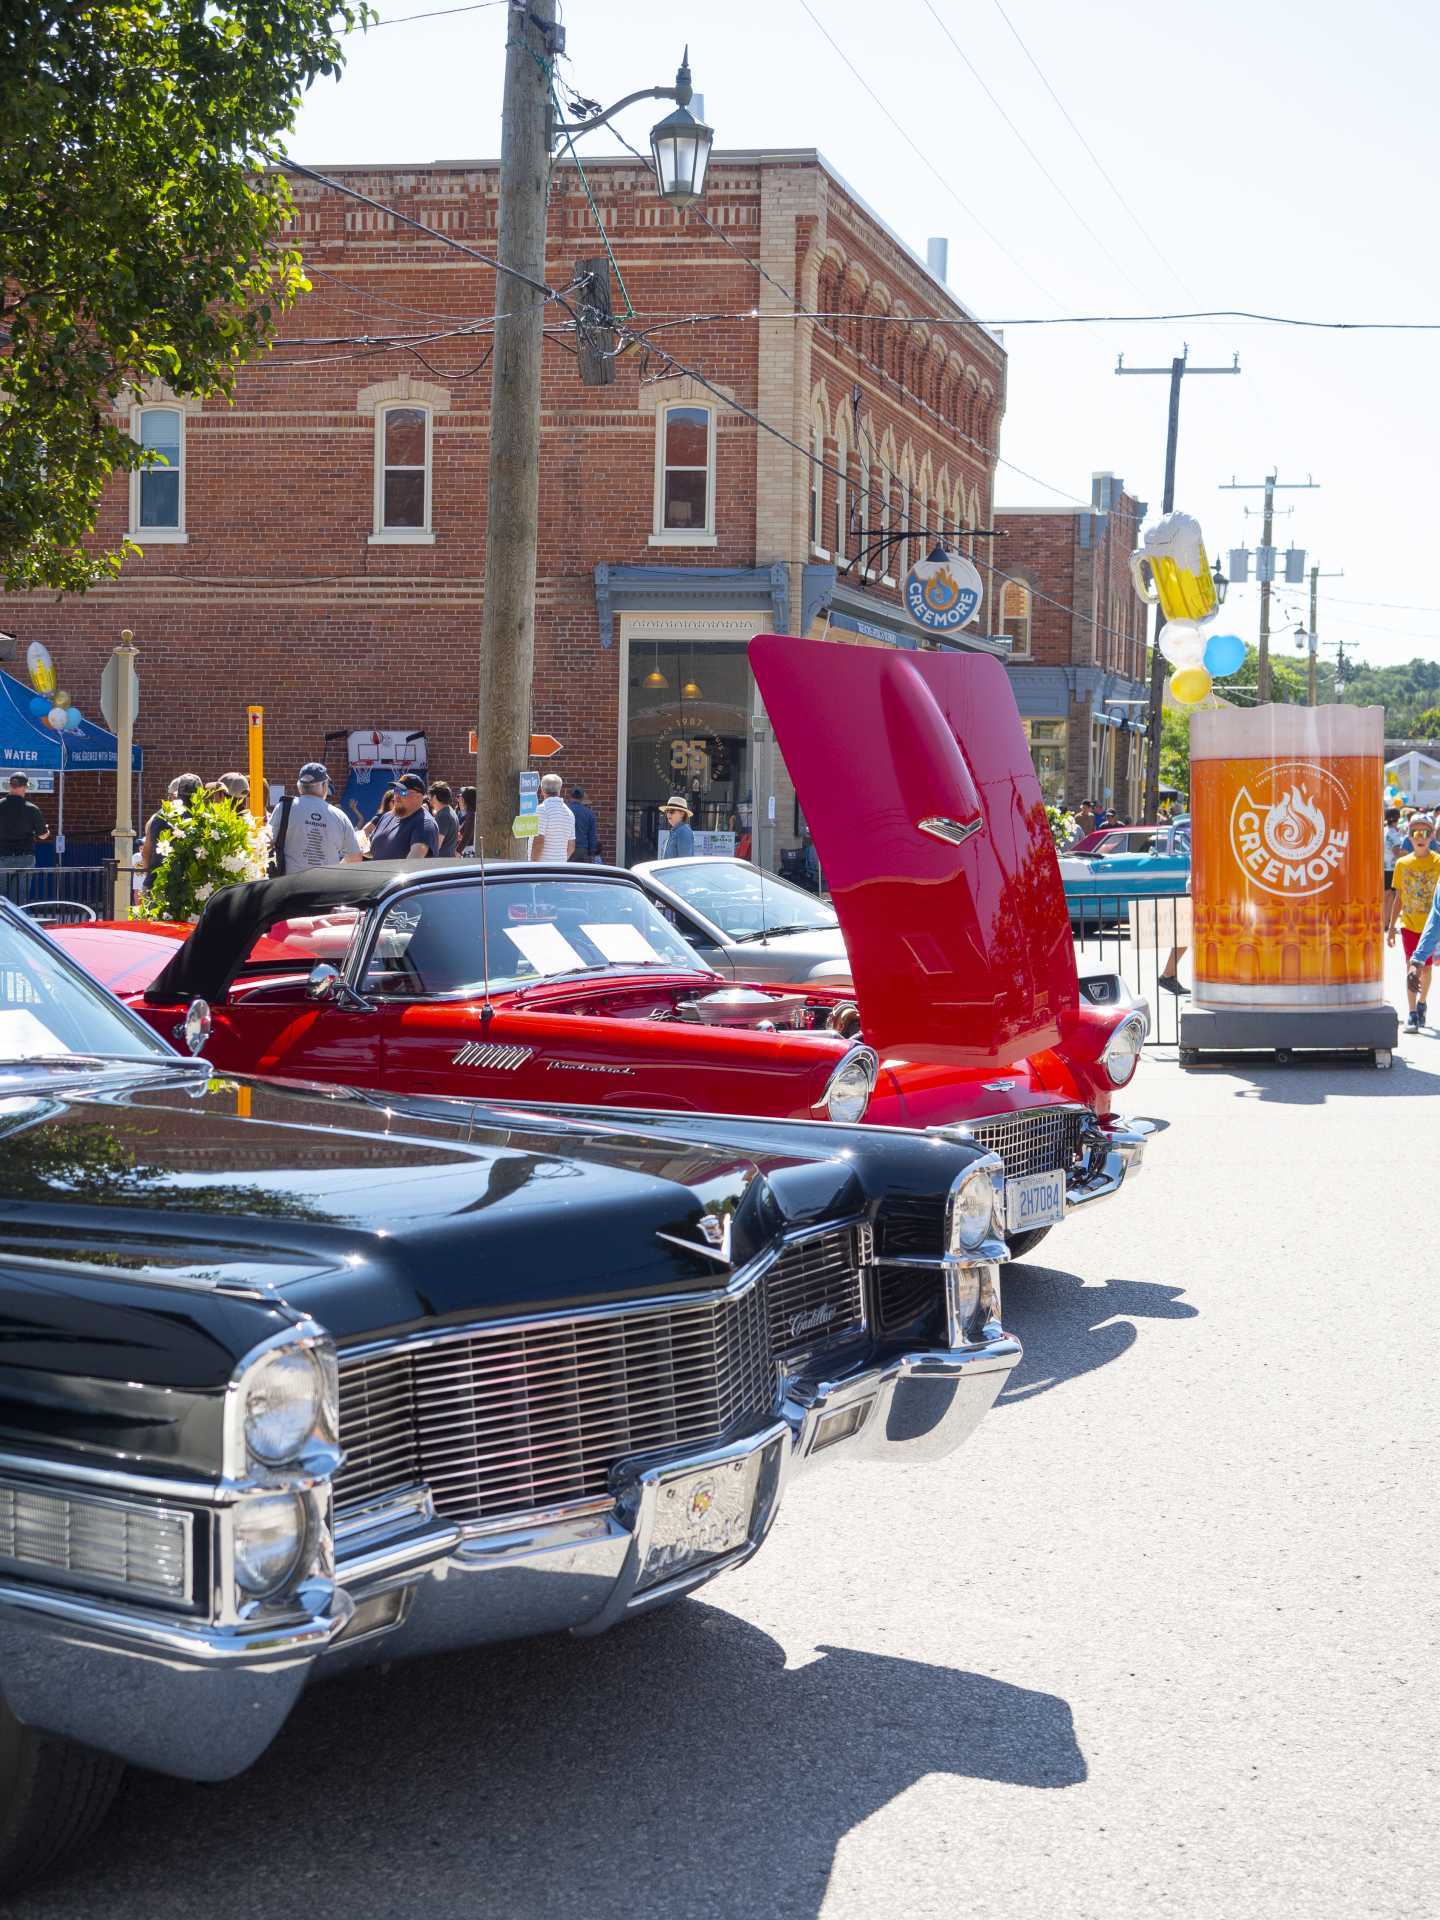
{"left": 0, "top": 1695, "right": 124, "bottom": 1895}
{"left": 1004, "top": 1227, "right": 1052, "bottom": 1261}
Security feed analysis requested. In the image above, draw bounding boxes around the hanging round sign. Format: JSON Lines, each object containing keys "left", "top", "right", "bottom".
{"left": 903, "top": 548, "right": 983, "bottom": 632}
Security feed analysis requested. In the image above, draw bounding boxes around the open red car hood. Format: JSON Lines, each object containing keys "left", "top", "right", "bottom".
{"left": 750, "top": 635, "right": 1077, "bottom": 1066}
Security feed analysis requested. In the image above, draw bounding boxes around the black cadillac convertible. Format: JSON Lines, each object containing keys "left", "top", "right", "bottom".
{"left": 0, "top": 898, "right": 1019, "bottom": 1890}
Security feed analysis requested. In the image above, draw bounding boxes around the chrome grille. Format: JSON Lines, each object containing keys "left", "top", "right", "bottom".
{"left": 873, "top": 1198, "right": 943, "bottom": 1261}
{"left": 963, "top": 1107, "right": 1087, "bottom": 1182}
{"left": 336, "top": 1285, "right": 775, "bottom": 1526}
{"left": 764, "top": 1227, "right": 864, "bottom": 1355}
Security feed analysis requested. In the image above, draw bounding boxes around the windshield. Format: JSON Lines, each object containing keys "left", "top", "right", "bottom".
{"left": 360, "top": 876, "right": 716, "bottom": 996}
{"left": 0, "top": 909, "right": 173, "bottom": 1065}
{"left": 657, "top": 859, "right": 839, "bottom": 939}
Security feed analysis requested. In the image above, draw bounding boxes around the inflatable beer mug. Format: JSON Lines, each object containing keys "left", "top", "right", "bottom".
{"left": 1129, "top": 512, "right": 1218, "bottom": 624}
{"left": 1190, "top": 704, "right": 1385, "bottom": 1010}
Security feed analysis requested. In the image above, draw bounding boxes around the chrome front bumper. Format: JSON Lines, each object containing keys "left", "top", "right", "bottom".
{"left": 0, "top": 1275, "right": 1019, "bottom": 1782}
{"left": 1065, "top": 1115, "right": 1153, "bottom": 1213}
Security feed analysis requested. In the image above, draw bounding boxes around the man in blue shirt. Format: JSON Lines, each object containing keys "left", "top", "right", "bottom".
{"left": 661, "top": 795, "right": 695, "bottom": 857}
{"left": 568, "top": 786, "right": 601, "bottom": 862}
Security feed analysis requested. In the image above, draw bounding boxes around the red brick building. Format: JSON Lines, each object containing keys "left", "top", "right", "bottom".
{"left": 0, "top": 148, "right": 1007, "bottom": 870}
{"left": 994, "top": 474, "right": 1149, "bottom": 817}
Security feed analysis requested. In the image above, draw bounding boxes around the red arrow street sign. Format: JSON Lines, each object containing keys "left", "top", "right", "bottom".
{"left": 528, "top": 734, "right": 563, "bottom": 758}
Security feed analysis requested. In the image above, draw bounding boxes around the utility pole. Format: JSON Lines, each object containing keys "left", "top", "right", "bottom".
{"left": 476, "top": 0, "right": 559, "bottom": 856}
{"left": 1218, "top": 471, "right": 1319, "bottom": 702}
{"left": 1116, "top": 347, "right": 1240, "bottom": 819}
{"left": 1297, "top": 562, "right": 1344, "bottom": 705}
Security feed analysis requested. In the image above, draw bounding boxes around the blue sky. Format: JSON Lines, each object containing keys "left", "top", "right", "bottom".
{"left": 289, "top": 0, "right": 1440, "bottom": 674}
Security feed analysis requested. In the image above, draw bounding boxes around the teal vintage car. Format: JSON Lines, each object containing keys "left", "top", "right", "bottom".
{"left": 1060, "top": 817, "right": 1190, "bottom": 923}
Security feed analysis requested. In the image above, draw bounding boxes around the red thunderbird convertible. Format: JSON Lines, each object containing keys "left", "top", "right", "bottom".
{"left": 58, "top": 637, "right": 1149, "bottom": 1254}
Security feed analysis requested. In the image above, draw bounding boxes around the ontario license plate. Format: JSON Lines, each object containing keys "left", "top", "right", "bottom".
{"left": 1006, "top": 1168, "right": 1066, "bottom": 1233}
{"left": 642, "top": 1454, "right": 762, "bottom": 1587}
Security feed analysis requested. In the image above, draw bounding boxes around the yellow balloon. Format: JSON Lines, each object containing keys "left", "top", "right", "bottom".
{"left": 1170, "top": 665, "right": 1213, "bottom": 706}
{"left": 26, "top": 640, "right": 56, "bottom": 695}
{"left": 53, "top": 689, "right": 72, "bottom": 708}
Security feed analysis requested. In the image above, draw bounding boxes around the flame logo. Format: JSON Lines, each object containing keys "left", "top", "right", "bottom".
{"left": 920, "top": 567, "right": 962, "bottom": 614}
{"left": 1262, "top": 786, "right": 1327, "bottom": 861}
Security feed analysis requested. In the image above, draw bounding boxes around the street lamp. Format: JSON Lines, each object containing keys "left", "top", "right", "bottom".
{"left": 1212, "top": 555, "right": 1228, "bottom": 606}
{"left": 649, "top": 57, "right": 713, "bottom": 207}
{"left": 555, "top": 48, "right": 714, "bottom": 208}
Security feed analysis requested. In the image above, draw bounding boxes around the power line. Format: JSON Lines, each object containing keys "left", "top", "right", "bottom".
{"left": 275, "top": 156, "right": 577, "bottom": 311}
{"left": 921, "top": 0, "right": 1147, "bottom": 298}
{"left": 987, "top": 0, "right": 1197, "bottom": 301}
{"left": 361, "top": 1, "right": 508, "bottom": 28}
{"left": 614, "top": 304, "right": 1440, "bottom": 333}
{"left": 795, "top": 0, "right": 1064, "bottom": 307}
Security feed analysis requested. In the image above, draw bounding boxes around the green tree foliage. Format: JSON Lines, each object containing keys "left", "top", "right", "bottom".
{"left": 1152, "top": 642, "right": 1323, "bottom": 795}
{"left": 1409, "top": 707, "right": 1440, "bottom": 740}
{"left": 1339, "top": 659, "right": 1440, "bottom": 737}
{"left": 0, "top": 2, "right": 370, "bottom": 594}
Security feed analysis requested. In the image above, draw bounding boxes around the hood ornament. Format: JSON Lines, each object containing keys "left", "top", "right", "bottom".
{"left": 656, "top": 1210, "right": 733, "bottom": 1266}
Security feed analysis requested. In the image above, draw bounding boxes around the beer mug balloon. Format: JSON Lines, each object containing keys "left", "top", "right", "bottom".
{"left": 1190, "top": 704, "right": 1385, "bottom": 1012}
{"left": 1129, "top": 512, "right": 1218, "bottom": 624}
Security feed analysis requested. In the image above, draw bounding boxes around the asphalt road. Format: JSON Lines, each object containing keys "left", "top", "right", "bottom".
{"left": 7, "top": 973, "right": 1437, "bottom": 1919}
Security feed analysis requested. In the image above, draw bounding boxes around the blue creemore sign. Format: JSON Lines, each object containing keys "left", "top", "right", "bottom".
{"left": 903, "top": 550, "right": 983, "bottom": 632}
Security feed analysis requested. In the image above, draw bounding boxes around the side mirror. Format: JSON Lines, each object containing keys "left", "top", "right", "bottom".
{"left": 308, "top": 962, "right": 342, "bottom": 1002}
{"left": 308, "top": 961, "right": 371, "bottom": 1011}
{"left": 173, "top": 998, "right": 212, "bottom": 1056}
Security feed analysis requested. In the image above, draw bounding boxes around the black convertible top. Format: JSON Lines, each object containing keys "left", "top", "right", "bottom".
{"left": 144, "top": 859, "right": 638, "bottom": 1005}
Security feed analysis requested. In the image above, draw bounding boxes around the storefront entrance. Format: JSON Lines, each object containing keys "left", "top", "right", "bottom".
{"left": 623, "top": 637, "right": 757, "bottom": 864}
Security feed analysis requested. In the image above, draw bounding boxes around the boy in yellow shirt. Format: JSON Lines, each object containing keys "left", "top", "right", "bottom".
{"left": 1385, "top": 817, "right": 1440, "bottom": 1031}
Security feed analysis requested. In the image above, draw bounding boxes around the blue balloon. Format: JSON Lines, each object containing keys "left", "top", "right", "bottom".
{"left": 1204, "top": 631, "right": 1247, "bottom": 678}
{"left": 64, "top": 706, "right": 83, "bottom": 730}
{"left": 28, "top": 694, "right": 50, "bottom": 717}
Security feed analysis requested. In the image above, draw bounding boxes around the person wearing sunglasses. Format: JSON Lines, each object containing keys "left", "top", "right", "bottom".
{"left": 1386, "top": 815, "right": 1440, "bottom": 1031}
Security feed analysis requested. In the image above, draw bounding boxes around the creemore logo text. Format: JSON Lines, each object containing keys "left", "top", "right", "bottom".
{"left": 1229, "top": 762, "right": 1350, "bottom": 898}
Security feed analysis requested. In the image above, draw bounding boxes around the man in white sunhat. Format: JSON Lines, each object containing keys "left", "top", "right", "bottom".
{"left": 530, "top": 773, "right": 575, "bottom": 862}
{"left": 660, "top": 795, "right": 695, "bottom": 857}
{"left": 268, "top": 762, "right": 363, "bottom": 875}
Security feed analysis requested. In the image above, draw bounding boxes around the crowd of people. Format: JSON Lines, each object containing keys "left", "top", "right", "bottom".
{"left": 130, "top": 761, "right": 610, "bottom": 889}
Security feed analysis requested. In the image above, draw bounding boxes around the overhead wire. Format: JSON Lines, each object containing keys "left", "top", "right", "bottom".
{"left": 920, "top": 0, "right": 1148, "bottom": 299}
{"left": 795, "top": 0, "right": 1065, "bottom": 308}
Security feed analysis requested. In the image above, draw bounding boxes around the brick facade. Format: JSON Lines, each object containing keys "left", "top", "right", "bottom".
{"left": 0, "top": 149, "right": 1005, "bottom": 867}
{"left": 994, "top": 474, "right": 1150, "bottom": 816}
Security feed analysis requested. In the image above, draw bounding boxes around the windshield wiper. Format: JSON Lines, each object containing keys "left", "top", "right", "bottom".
{"left": 731, "top": 922, "right": 832, "bottom": 942}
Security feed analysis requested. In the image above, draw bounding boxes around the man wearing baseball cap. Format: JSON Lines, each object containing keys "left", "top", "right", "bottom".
{"left": 267, "top": 762, "right": 363, "bottom": 876}
{"left": 366, "top": 772, "right": 440, "bottom": 862}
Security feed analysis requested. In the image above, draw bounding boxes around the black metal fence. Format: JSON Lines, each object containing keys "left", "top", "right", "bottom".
{"left": 1072, "top": 890, "right": 1191, "bottom": 1047}
{"left": 0, "top": 864, "right": 132, "bottom": 921}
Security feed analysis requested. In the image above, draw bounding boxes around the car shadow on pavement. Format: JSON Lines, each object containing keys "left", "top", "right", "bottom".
{"left": 9, "top": 1609, "right": 1085, "bottom": 1920}
{"left": 997, "top": 1265, "right": 1198, "bottom": 1404}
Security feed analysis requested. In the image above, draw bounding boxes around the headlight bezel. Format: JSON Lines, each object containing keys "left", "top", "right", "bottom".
{"left": 946, "top": 1159, "right": 1001, "bottom": 1254}
{"left": 818, "top": 1045, "right": 879, "bottom": 1123}
{"left": 231, "top": 1491, "right": 309, "bottom": 1599}
{"left": 223, "top": 1321, "right": 340, "bottom": 1486}
{"left": 1102, "top": 1013, "right": 1147, "bottom": 1087}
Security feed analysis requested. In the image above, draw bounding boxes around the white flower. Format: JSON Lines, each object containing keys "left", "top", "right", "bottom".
{"left": 195, "top": 882, "right": 215, "bottom": 902}
{"left": 155, "top": 836, "right": 173, "bottom": 857}
{"left": 222, "top": 851, "right": 247, "bottom": 872}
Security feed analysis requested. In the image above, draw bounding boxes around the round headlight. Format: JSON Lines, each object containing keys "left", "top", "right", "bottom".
{"left": 243, "top": 1347, "right": 322, "bottom": 1465}
{"left": 1102, "top": 1014, "right": 1146, "bottom": 1087}
{"left": 824, "top": 1049, "right": 876, "bottom": 1122}
{"left": 948, "top": 1167, "right": 995, "bottom": 1253}
{"left": 232, "top": 1493, "right": 306, "bottom": 1597}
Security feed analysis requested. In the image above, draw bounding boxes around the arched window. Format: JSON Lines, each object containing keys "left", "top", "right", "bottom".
{"left": 129, "top": 404, "right": 185, "bottom": 537}
{"left": 651, "top": 400, "right": 716, "bottom": 543}
{"left": 374, "top": 402, "right": 432, "bottom": 537}
{"left": 1001, "top": 579, "right": 1032, "bottom": 657}
{"left": 810, "top": 402, "right": 826, "bottom": 552}
{"left": 857, "top": 442, "right": 872, "bottom": 571}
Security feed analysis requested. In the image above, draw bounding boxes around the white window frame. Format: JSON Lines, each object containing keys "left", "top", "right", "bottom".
{"left": 1001, "top": 579, "right": 1033, "bottom": 658}
{"left": 370, "top": 402, "right": 435, "bottom": 545}
{"left": 834, "top": 422, "right": 850, "bottom": 561}
{"left": 809, "top": 415, "right": 826, "bottom": 558}
{"left": 650, "top": 400, "right": 717, "bottom": 547}
{"left": 128, "top": 404, "right": 187, "bottom": 543}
